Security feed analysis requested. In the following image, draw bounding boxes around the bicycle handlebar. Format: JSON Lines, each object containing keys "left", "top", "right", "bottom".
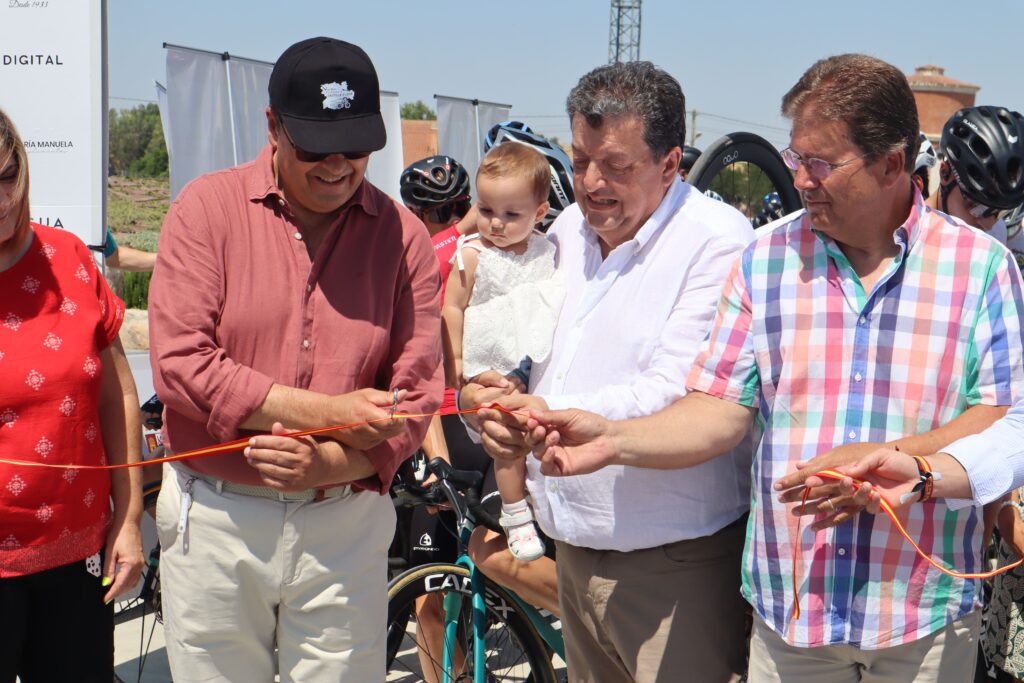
{"left": 391, "top": 457, "right": 503, "bottom": 534}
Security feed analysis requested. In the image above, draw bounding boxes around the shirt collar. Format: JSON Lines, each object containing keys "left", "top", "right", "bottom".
{"left": 246, "top": 143, "right": 380, "bottom": 217}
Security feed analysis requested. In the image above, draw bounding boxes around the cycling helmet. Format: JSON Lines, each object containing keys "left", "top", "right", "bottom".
{"left": 915, "top": 133, "right": 937, "bottom": 172}
{"left": 761, "top": 192, "right": 784, "bottom": 220}
{"left": 680, "top": 146, "right": 701, "bottom": 174}
{"left": 484, "top": 120, "right": 534, "bottom": 150}
{"left": 400, "top": 155, "right": 471, "bottom": 210}
{"left": 704, "top": 189, "right": 724, "bottom": 202}
{"left": 940, "top": 106, "right": 1024, "bottom": 210}
{"left": 483, "top": 120, "right": 575, "bottom": 228}
{"left": 1007, "top": 202, "right": 1024, "bottom": 233}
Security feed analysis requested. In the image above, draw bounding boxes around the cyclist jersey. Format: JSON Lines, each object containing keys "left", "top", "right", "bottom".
{"left": 431, "top": 223, "right": 461, "bottom": 302}
{"left": 432, "top": 223, "right": 461, "bottom": 413}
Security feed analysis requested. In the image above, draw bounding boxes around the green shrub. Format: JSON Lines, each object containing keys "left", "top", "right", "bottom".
{"left": 122, "top": 271, "right": 152, "bottom": 310}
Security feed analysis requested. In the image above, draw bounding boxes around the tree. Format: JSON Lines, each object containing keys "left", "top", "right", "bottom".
{"left": 400, "top": 100, "right": 436, "bottom": 121}
{"left": 109, "top": 103, "right": 168, "bottom": 177}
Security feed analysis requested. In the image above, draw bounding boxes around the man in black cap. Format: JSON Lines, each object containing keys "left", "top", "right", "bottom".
{"left": 148, "top": 37, "right": 443, "bottom": 681}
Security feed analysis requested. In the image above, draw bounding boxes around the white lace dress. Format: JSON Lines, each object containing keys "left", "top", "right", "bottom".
{"left": 458, "top": 233, "right": 565, "bottom": 380}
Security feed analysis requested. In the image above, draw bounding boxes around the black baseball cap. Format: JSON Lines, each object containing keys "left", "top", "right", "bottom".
{"left": 269, "top": 37, "right": 386, "bottom": 155}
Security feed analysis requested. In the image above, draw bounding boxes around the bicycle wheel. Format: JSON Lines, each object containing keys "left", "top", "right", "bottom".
{"left": 386, "top": 563, "right": 558, "bottom": 683}
{"left": 688, "top": 132, "right": 802, "bottom": 223}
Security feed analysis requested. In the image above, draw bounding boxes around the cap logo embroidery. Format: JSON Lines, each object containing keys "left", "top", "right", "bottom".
{"left": 321, "top": 81, "right": 355, "bottom": 110}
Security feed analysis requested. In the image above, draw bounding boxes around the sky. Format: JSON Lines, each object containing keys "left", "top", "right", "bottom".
{"left": 109, "top": 0, "right": 1024, "bottom": 152}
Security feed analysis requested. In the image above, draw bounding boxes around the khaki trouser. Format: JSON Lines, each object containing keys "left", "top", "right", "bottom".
{"left": 555, "top": 515, "right": 748, "bottom": 683}
{"left": 748, "top": 610, "right": 980, "bottom": 683}
{"left": 156, "top": 464, "right": 395, "bottom": 683}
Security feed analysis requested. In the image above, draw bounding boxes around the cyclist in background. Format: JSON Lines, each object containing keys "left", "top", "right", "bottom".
{"left": 928, "top": 106, "right": 1024, "bottom": 248}
{"left": 752, "top": 191, "right": 785, "bottom": 229}
{"left": 912, "top": 132, "right": 937, "bottom": 200}
{"left": 399, "top": 154, "right": 498, "bottom": 682}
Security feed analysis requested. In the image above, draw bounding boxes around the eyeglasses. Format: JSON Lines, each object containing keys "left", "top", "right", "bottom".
{"left": 279, "top": 124, "right": 370, "bottom": 163}
{"left": 781, "top": 147, "right": 869, "bottom": 181}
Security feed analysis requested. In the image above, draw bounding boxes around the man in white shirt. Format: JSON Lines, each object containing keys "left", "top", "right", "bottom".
{"left": 462, "top": 61, "right": 754, "bottom": 682}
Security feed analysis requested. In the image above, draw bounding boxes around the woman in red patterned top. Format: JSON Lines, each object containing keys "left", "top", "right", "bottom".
{"left": 0, "top": 110, "right": 144, "bottom": 681}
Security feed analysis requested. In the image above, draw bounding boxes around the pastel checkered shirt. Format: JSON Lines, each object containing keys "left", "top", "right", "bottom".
{"left": 688, "top": 194, "right": 1024, "bottom": 649}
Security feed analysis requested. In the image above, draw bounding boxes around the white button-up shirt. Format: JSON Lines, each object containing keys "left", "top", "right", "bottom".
{"left": 527, "top": 179, "right": 754, "bottom": 551}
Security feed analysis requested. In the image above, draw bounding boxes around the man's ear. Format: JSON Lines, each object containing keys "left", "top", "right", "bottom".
{"left": 663, "top": 146, "right": 682, "bottom": 183}
{"left": 939, "top": 160, "right": 952, "bottom": 182}
{"left": 266, "top": 107, "right": 279, "bottom": 147}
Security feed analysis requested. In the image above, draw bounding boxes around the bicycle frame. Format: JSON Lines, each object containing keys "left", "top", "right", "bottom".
{"left": 434, "top": 477, "right": 564, "bottom": 683}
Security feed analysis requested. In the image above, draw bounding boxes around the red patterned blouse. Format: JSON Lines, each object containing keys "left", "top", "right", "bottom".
{"left": 0, "top": 225, "right": 124, "bottom": 577}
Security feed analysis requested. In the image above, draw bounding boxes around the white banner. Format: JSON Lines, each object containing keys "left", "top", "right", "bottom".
{"left": 226, "top": 57, "right": 274, "bottom": 165}
{"left": 164, "top": 46, "right": 238, "bottom": 199}
{"left": 155, "top": 81, "right": 173, "bottom": 168}
{"left": 436, "top": 95, "right": 511, "bottom": 196}
{"left": 0, "top": 0, "right": 106, "bottom": 250}
{"left": 364, "top": 91, "right": 403, "bottom": 202}
{"left": 476, "top": 101, "right": 513, "bottom": 153}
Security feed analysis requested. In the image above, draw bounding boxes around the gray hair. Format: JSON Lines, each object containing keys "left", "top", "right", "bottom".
{"left": 566, "top": 61, "right": 685, "bottom": 159}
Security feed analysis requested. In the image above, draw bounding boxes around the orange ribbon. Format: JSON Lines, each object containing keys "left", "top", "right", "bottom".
{"left": 791, "top": 468, "right": 1023, "bottom": 621}
{"left": 0, "top": 405, "right": 523, "bottom": 472}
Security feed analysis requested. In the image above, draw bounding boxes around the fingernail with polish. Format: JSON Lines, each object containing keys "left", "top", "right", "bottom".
{"left": 101, "top": 576, "right": 112, "bottom": 587}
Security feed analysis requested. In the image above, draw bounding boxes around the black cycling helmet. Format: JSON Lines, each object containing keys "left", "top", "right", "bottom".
{"left": 680, "top": 146, "right": 701, "bottom": 174}
{"left": 400, "top": 155, "right": 471, "bottom": 210}
{"left": 483, "top": 120, "right": 574, "bottom": 228}
{"left": 940, "top": 106, "right": 1024, "bottom": 210}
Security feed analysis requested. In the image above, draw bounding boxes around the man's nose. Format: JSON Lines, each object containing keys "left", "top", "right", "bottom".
{"left": 792, "top": 163, "right": 818, "bottom": 192}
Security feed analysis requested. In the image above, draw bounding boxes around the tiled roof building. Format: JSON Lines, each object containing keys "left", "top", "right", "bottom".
{"left": 908, "top": 65, "right": 980, "bottom": 143}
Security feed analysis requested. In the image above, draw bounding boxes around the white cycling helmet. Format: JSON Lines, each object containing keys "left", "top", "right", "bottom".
{"left": 915, "top": 133, "right": 937, "bottom": 173}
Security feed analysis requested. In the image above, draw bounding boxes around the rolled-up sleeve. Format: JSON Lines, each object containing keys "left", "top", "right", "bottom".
{"left": 943, "top": 398, "right": 1024, "bottom": 509}
{"left": 148, "top": 193, "right": 275, "bottom": 443}
{"left": 355, "top": 217, "right": 444, "bottom": 493}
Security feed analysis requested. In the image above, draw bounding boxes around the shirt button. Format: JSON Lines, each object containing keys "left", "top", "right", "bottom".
{"left": 859, "top": 316, "right": 867, "bottom": 325}
{"left": 306, "top": 284, "right": 312, "bottom": 293}
{"left": 854, "top": 372, "right": 863, "bottom": 382}
{"left": 302, "top": 339, "right": 310, "bottom": 349}
{"left": 278, "top": 198, "right": 285, "bottom": 206}
{"left": 556, "top": 372, "right": 564, "bottom": 380}
{"left": 837, "top": 548, "right": 846, "bottom": 556}
{"left": 294, "top": 231, "right": 303, "bottom": 241}
{"left": 848, "top": 430, "right": 857, "bottom": 440}
{"left": 548, "top": 482, "right": 557, "bottom": 492}
{"left": 575, "top": 319, "right": 583, "bottom": 328}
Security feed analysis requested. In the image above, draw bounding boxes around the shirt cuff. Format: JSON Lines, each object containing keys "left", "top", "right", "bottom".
{"left": 941, "top": 431, "right": 1019, "bottom": 510}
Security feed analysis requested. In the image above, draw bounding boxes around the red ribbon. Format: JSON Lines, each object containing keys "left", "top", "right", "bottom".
{"left": 0, "top": 405, "right": 522, "bottom": 472}
{"left": 791, "top": 468, "right": 1023, "bottom": 621}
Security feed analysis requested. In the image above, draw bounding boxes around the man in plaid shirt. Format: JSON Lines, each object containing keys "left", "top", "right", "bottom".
{"left": 526, "top": 53, "right": 1024, "bottom": 682}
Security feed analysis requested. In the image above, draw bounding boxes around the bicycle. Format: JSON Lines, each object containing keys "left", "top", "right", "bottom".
{"left": 386, "top": 457, "right": 565, "bottom": 682}
{"left": 687, "top": 132, "right": 803, "bottom": 224}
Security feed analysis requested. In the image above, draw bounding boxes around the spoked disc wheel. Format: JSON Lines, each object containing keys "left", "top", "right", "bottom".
{"left": 688, "top": 132, "right": 801, "bottom": 223}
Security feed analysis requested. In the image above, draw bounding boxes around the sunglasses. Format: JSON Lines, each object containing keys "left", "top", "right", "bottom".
{"left": 781, "top": 147, "right": 869, "bottom": 181}
{"left": 946, "top": 166, "right": 1011, "bottom": 220}
{"left": 279, "top": 124, "right": 370, "bottom": 163}
{"left": 416, "top": 199, "right": 470, "bottom": 225}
